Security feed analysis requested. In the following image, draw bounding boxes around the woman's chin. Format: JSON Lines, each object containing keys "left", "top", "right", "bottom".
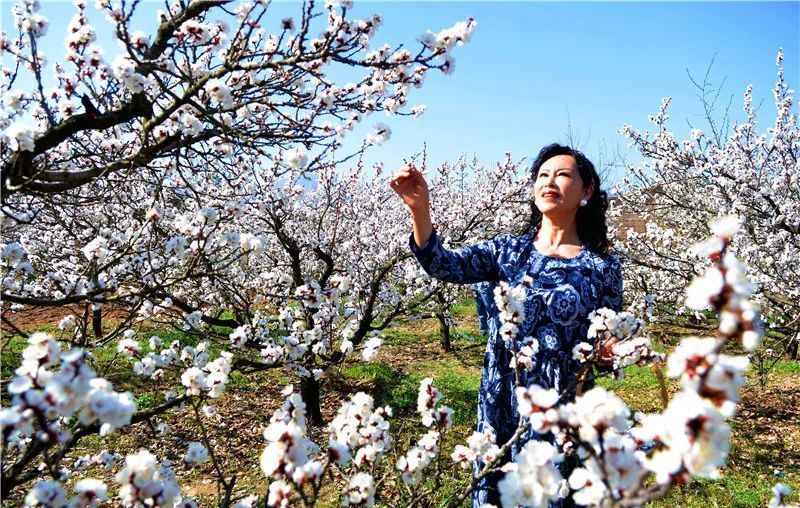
{"left": 537, "top": 205, "right": 562, "bottom": 215}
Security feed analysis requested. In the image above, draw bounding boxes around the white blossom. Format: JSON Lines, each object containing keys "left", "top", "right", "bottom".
{"left": 115, "top": 450, "right": 180, "bottom": 507}
{"left": 343, "top": 472, "right": 375, "bottom": 507}
{"left": 285, "top": 146, "right": 308, "bottom": 169}
{"left": 6, "top": 123, "right": 36, "bottom": 151}
{"left": 184, "top": 442, "right": 209, "bottom": 464}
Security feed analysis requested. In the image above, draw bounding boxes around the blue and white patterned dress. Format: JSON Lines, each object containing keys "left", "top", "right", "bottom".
{"left": 409, "top": 224, "right": 623, "bottom": 507}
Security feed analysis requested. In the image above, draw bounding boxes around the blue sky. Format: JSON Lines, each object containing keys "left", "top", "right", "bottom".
{"left": 3, "top": 1, "right": 798, "bottom": 187}
{"left": 348, "top": 1, "right": 799, "bottom": 185}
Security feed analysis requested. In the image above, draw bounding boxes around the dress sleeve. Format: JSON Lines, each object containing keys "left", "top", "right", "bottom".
{"left": 408, "top": 228, "right": 504, "bottom": 284}
{"left": 600, "top": 254, "right": 624, "bottom": 312}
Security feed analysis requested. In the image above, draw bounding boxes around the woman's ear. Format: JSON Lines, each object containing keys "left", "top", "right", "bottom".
{"left": 583, "top": 185, "right": 595, "bottom": 200}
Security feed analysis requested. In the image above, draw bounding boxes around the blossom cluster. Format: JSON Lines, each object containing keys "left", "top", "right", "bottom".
{"left": 2, "top": 333, "right": 205, "bottom": 506}
{"left": 497, "top": 441, "right": 565, "bottom": 508}
{"left": 120, "top": 331, "right": 233, "bottom": 400}
{"left": 572, "top": 307, "right": 665, "bottom": 379}
{"left": 416, "top": 376, "right": 453, "bottom": 427}
{"left": 23, "top": 479, "right": 108, "bottom": 508}
{"left": 20, "top": 448, "right": 194, "bottom": 508}
{"left": 116, "top": 449, "right": 186, "bottom": 507}
{"left": 254, "top": 379, "right": 451, "bottom": 506}
{"left": 1, "top": 332, "right": 137, "bottom": 448}
{"left": 343, "top": 472, "right": 376, "bottom": 507}
{"left": 493, "top": 281, "right": 527, "bottom": 343}
{"left": 515, "top": 384, "right": 560, "bottom": 434}
{"left": 180, "top": 349, "right": 234, "bottom": 399}
{"left": 396, "top": 429, "right": 440, "bottom": 485}
{"left": 258, "top": 384, "right": 396, "bottom": 505}
{"left": 260, "top": 386, "right": 321, "bottom": 484}
{"left": 396, "top": 377, "right": 453, "bottom": 485}
{"left": 328, "top": 391, "right": 393, "bottom": 468}
{"left": 450, "top": 428, "right": 499, "bottom": 470}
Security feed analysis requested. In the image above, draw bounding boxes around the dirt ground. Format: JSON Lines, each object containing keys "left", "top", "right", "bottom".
{"left": 2, "top": 303, "right": 132, "bottom": 333}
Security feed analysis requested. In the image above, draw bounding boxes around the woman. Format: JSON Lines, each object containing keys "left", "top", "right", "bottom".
{"left": 390, "top": 143, "right": 623, "bottom": 507}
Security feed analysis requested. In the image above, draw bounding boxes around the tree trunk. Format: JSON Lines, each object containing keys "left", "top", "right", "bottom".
{"left": 436, "top": 293, "right": 452, "bottom": 352}
{"left": 92, "top": 307, "right": 103, "bottom": 339}
{"left": 437, "top": 313, "right": 452, "bottom": 352}
{"left": 787, "top": 332, "right": 799, "bottom": 360}
{"left": 301, "top": 375, "right": 325, "bottom": 427}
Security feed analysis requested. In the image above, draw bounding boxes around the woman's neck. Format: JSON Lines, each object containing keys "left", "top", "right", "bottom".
{"left": 536, "top": 215, "right": 581, "bottom": 248}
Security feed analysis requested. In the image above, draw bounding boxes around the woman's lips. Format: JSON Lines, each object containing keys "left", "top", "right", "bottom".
{"left": 542, "top": 193, "right": 559, "bottom": 198}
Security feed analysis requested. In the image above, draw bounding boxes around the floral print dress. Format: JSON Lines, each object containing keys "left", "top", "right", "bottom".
{"left": 409, "top": 225, "right": 623, "bottom": 507}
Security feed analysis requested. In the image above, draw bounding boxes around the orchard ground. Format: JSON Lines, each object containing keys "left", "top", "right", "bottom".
{"left": 2, "top": 298, "right": 798, "bottom": 507}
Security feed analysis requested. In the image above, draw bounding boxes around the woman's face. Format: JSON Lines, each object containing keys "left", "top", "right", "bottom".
{"left": 533, "top": 154, "right": 593, "bottom": 217}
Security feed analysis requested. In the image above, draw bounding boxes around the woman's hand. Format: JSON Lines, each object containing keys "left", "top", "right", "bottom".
{"left": 390, "top": 163, "right": 431, "bottom": 214}
{"left": 595, "top": 337, "right": 618, "bottom": 367}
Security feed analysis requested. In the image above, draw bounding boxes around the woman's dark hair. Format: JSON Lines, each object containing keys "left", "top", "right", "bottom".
{"left": 521, "top": 143, "right": 612, "bottom": 256}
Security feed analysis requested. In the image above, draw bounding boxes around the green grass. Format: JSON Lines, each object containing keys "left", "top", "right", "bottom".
{"left": 342, "top": 362, "right": 398, "bottom": 381}
{"left": 772, "top": 360, "right": 800, "bottom": 375}
{"left": 340, "top": 357, "right": 481, "bottom": 427}
{"left": 382, "top": 327, "right": 430, "bottom": 346}
{"left": 451, "top": 298, "right": 478, "bottom": 319}
{"left": 596, "top": 364, "right": 675, "bottom": 413}
{"left": 135, "top": 393, "right": 156, "bottom": 409}
{"left": 649, "top": 467, "right": 790, "bottom": 507}
{"left": 1, "top": 335, "right": 28, "bottom": 380}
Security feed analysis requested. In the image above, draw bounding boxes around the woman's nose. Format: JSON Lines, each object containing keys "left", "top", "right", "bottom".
{"left": 541, "top": 174, "right": 557, "bottom": 187}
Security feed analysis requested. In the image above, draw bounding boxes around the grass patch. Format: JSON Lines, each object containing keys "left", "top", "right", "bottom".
{"left": 341, "top": 357, "right": 480, "bottom": 427}
{"left": 650, "top": 469, "right": 795, "bottom": 507}
{"left": 596, "top": 364, "right": 677, "bottom": 413}
{"left": 450, "top": 297, "right": 477, "bottom": 319}
{"left": 772, "top": 360, "right": 800, "bottom": 375}
{"left": 135, "top": 393, "right": 156, "bottom": 409}
{"left": 1, "top": 335, "right": 28, "bottom": 380}
{"left": 382, "top": 328, "right": 431, "bottom": 346}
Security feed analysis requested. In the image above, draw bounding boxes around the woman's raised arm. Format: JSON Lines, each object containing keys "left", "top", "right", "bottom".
{"left": 390, "top": 163, "right": 503, "bottom": 284}
{"left": 390, "top": 163, "right": 433, "bottom": 249}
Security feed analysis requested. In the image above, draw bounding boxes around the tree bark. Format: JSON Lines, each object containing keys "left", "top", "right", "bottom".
{"left": 436, "top": 292, "right": 452, "bottom": 352}
{"left": 786, "top": 333, "right": 799, "bottom": 360}
{"left": 92, "top": 307, "right": 102, "bottom": 339}
{"left": 301, "top": 375, "right": 325, "bottom": 427}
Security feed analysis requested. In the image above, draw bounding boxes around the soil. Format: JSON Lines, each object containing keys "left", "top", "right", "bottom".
{"left": 2, "top": 303, "right": 132, "bottom": 333}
